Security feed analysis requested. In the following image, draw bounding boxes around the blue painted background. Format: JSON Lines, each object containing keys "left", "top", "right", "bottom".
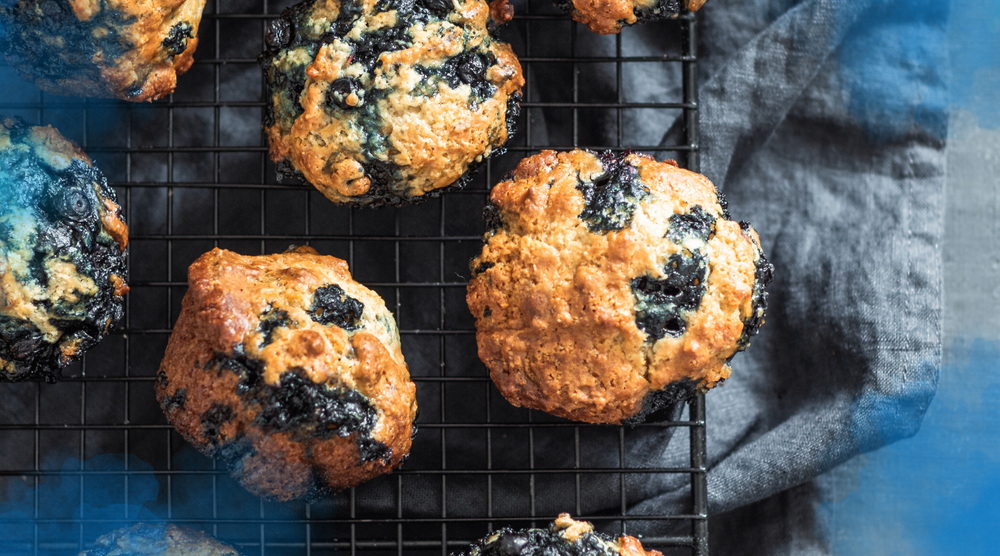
{"left": 820, "top": 0, "right": 1000, "bottom": 553}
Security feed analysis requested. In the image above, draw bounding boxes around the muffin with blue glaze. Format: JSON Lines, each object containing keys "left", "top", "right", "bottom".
{"left": 456, "top": 514, "right": 662, "bottom": 556}
{"left": 78, "top": 523, "right": 239, "bottom": 556}
{"left": 156, "top": 246, "right": 417, "bottom": 501}
{"left": 0, "top": 0, "right": 207, "bottom": 101}
{"left": 0, "top": 117, "right": 129, "bottom": 382}
{"left": 467, "top": 150, "right": 771, "bottom": 424}
{"left": 260, "top": 0, "right": 524, "bottom": 206}
{"left": 555, "top": 0, "right": 706, "bottom": 35}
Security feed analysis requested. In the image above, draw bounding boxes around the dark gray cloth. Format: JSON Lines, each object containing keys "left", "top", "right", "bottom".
{"left": 627, "top": 0, "right": 945, "bottom": 549}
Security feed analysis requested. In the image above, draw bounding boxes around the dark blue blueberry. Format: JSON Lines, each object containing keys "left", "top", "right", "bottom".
{"left": 576, "top": 153, "right": 650, "bottom": 234}
{"left": 309, "top": 284, "right": 364, "bottom": 329}
{"left": 258, "top": 307, "right": 290, "bottom": 347}
{"left": 666, "top": 205, "right": 716, "bottom": 243}
{"left": 55, "top": 188, "right": 92, "bottom": 222}
{"left": 161, "top": 21, "right": 194, "bottom": 56}
{"left": 7, "top": 332, "right": 44, "bottom": 361}
{"left": 458, "top": 53, "right": 486, "bottom": 84}
{"left": 493, "top": 533, "right": 528, "bottom": 556}
{"left": 736, "top": 245, "right": 773, "bottom": 350}
{"left": 327, "top": 77, "right": 364, "bottom": 110}
{"left": 162, "top": 388, "right": 188, "bottom": 412}
{"left": 200, "top": 403, "right": 235, "bottom": 444}
{"left": 632, "top": 251, "right": 708, "bottom": 341}
{"left": 420, "top": 0, "right": 453, "bottom": 15}
{"left": 265, "top": 18, "right": 294, "bottom": 51}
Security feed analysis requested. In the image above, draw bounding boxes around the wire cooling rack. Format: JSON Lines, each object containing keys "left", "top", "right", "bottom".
{"left": 0, "top": 0, "right": 706, "bottom": 554}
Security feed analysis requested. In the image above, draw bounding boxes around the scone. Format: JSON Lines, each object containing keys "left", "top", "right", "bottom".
{"left": 156, "top": 246, "right": 417, "bottom": 501}
{"left": 456, "top": 514, "right": 662, "bottom": 556}
{"left": 467, "top": 150, "right": 772, "bottom": 424}
{"left": 78, "top": 523, "right": 239, "bottom": 556}
{"left": 555, "top": 0, "right": 706, "bottom": 35}
{"left": 260, "top": 0, "right": 524, "bottom": 206}
{"left": 0, "top": 117, "right": 129, "bottom": 382}
{"left": 0, "top": 0, "right": 207, "bottom": 101}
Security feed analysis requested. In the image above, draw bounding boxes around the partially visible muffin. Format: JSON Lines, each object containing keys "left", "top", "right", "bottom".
{"left": 260, "top": 0, "right": 524, "bottom": 206}
{"left": 455, "top": 514, "right": 662, "bottom": 556}
{"left": 0, "top": 0, "right": 207, "bottom": 101}
{"left": 157, "top": 246, "right": 417, "bottom": 501}
{"left": 0, "top": 117, "right": 129, "bottom": 382}
{"left": 78, "top": 523, "right": 239, "bottom": 556}
{"left": 467, "top": 150, "right": 772, "bottom": 424}
{"left": 554, "top": 0, "right": 706, "bottom": 35}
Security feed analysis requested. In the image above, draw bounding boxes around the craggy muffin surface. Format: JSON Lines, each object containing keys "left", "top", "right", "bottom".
{"left": 0, "top": 0, "right": 206, "bottom": 101}
{"left": 555, "top": 0, "right": 706, "bottom": 35}
{"left": 261, "top": 0, "right": 524, "bottom": 206}
{"left": 78, "top": 523, "right": 240, "bottom": 556}
{"left": 0, "top": 117, "right": 129, "bottom": 382}
{"left": 467, "top": 150, "right": 772, "bottom": 424}
{"left": 457, "top": 514, "right": 663, "bottom": 556}
{"left": 157, "top": 246, "right": 417, "bottom": 501}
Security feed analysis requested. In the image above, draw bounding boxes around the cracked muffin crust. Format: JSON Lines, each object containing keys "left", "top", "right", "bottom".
{"left": 456, "top": 514, "right": 663, "bottom": 556}
{"left": 78, "top": 523, "right": 239, "bottom": 556}
{"left": 0, "top": 0, "right": 206, "bottom": 101}
{"left": 554, "top": 0, "right": 706, "bottom": 35}
{"left": 260, "top": 0, "right": 524, "bottom": 206}
{"left": 156, "top": 246, "right": 417, "bottom": 501}
{"left": 0, "top": 117, "right": 129, "bottom": 382}
{"left": 467, "top": 150, "right": 772, "bottom": 424}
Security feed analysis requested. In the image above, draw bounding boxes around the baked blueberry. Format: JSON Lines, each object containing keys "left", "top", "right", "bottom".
{"left": 0, "top": 0, "right": 207, "bottom": 101}
{"left": 553, "top": 0, "right": 705, "bottom": 35}
{"left": 456, "top": 514, "right": 662, "bottom": 556}
{"left": 0, "top": 117, "right": 128, "bottom": 382}
{"left": 156, "top": 246, "right": 417, "bottom": 501}
{"left": 78, "top": 523, "right": 239, "bottom": 556}
{"left": 260, "top": 0, "right": 524, "bottom": 206}
{"left": 467, "top": 150, "right": 772, "bottom": 424}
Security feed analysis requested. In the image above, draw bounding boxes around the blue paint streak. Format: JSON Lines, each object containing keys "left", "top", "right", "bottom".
{"left": 822, "top": 338, "right": 1000, "bottom": 556}
{"left": 0, "top": 446, "right": 315, "bottom": 553}
{"left": 949, "top": 0, "right": 1000, "bottom": 128}
{"left": 0, "top": 454, "right": 161, "bottom": 550}
{"left": 838, "top": 0, "right": 950, "bottom": 143}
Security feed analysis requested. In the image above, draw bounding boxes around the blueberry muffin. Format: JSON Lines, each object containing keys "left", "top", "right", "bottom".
{"left": 0, "top": 117, "right": 129, "bottom": 382}
{"left": 555, "top": 0, "right": 706, "bottom": 35}
{"left": 156, "top": 246, "right": 417, "bottom": 501}
{"left": 260, "top": 0, "right": 524, "bottom": 206}
{"left": 78, "top": 523, "right": 240, "bottom": 556}
{"left": 0, "top": 0, "right": 207, "bottom": 101}
{"left": 467, "top": 150, "right": 772, "bottom": 424}
{"left": 456, "top": 514, "right": 662, "bottom": 556}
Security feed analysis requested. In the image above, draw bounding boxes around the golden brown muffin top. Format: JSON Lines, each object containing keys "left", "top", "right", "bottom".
{"left": 467, "top": 150, "right": 769, "bottom": 423}
{"left": 184, "top": 247, "right": 405, "bottom": 385}
{"left": 562, "top": 0, "right": 706, "bottom": 35}
{"left": 262, "top": 0, "right": 524, "bottom": 205}
{"left": 0, "top": 0, "right": 206, "bottom": 101}
{"left": 156, "top": 246, "right": 417, "bottom": 500}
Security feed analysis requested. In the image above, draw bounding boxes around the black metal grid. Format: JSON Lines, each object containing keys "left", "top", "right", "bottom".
{"left": 0, "top": 0, "right": 706, "bottom": 554}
